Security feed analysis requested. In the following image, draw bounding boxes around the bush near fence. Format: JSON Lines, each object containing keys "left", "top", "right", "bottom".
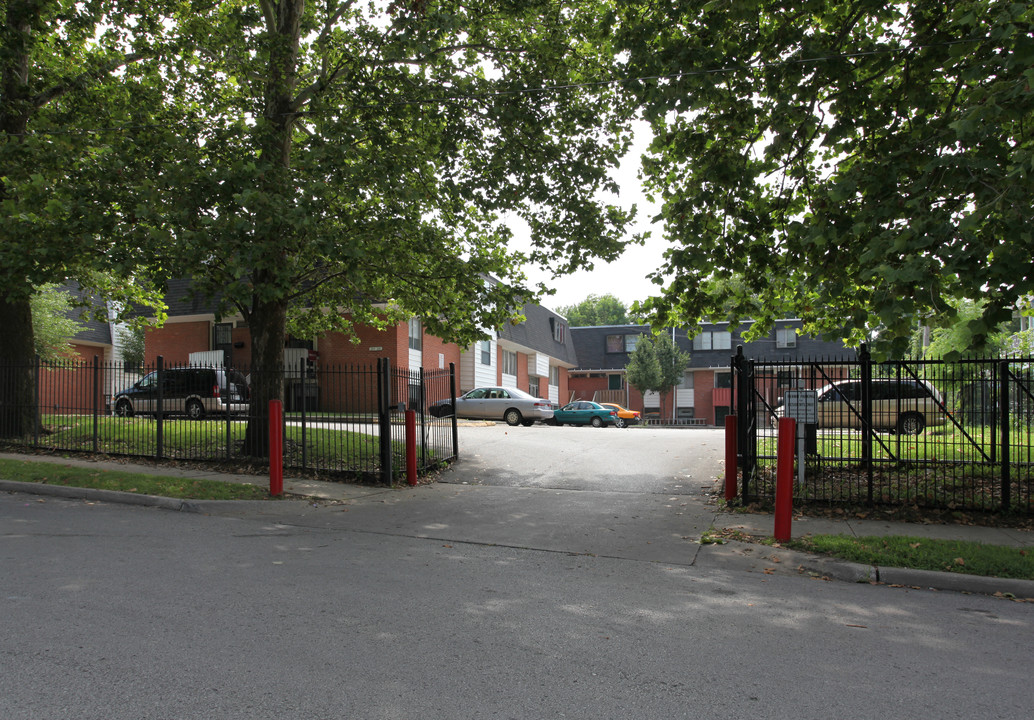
{"left": 0, "top": 357, "right": 458, "bottom": 485}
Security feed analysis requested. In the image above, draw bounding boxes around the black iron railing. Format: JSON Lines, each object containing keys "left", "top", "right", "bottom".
{"left": 0, "top": 356, "right": 458, "bottom": 485}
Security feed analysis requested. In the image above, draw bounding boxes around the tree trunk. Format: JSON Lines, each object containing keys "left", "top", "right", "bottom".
{"left": 0, "top": 292, "right": 38, "bottom": 438}
{"left": 242, "top": 292, "right": 287, "bottom": 457}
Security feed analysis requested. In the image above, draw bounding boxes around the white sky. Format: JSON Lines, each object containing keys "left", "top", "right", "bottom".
{"left": 511, "top": 125, "right": 671, "bottom": 317}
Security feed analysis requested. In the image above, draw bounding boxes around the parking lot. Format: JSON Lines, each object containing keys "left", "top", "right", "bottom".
{"left": 441, "top": 422, "right": 726, "bottom": 496}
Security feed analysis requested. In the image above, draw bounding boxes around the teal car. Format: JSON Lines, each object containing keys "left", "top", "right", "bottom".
{"left": 552, "top": 401, "right": 618, "bottom": 428}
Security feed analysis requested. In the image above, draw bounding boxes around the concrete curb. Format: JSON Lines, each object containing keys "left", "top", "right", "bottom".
{"left": 0, "top": 479, "right": 204, "bottom": 513}
{"left": 696, "top": 539, "right": 1034, "bottom": 598}
{"left": 874, "top": 565, "right": 1034, "bottom": 599}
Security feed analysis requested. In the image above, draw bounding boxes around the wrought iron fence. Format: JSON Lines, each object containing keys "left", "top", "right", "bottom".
{"left": 733, "top": 345, "right": 1034, "bottom": 514}
{"left": 0, "top": 356, "right": 458, "bottom": 485}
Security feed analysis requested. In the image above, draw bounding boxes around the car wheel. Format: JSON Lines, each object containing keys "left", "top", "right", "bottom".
{"left": 614, "top": 417, "right": 626, "bottom": 428}
{"left": 591, "top": 416, "right": 603, "bottom": 428}
{"left": 114, "top": 398, "right": 134, "bottom": 418}
{"left": 504, "top": 408, "right": 523, "bottom": 426}
{"left": 898, "top": 412, "right": 925, "bottom": 436}
{"left": 186, "top": 399, "right": 206, "bottom": 420}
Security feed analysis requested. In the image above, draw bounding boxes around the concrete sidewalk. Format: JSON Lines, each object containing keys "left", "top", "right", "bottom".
{"left": 2, "top": 452, "right": 1032, "bottom": 599}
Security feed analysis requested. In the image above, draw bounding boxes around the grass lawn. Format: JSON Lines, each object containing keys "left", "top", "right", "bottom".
{"left": 0, "top": 458, "right": 273, "bottom": 500}
{"left": 787, "top": 533, "right": 1034, "bottom": 580}
{"left": 36, "top": 414, "right": 419, "bottom": 472}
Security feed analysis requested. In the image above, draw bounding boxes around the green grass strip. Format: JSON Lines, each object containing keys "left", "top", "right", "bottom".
{"left": 0, "top": 458, "right": 272, "bottom": 501}
{"left": 787, "top": 534, "right": 1034, "bottom": 580}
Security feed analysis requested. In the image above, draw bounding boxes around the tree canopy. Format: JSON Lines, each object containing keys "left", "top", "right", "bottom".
{"left": 625, "top": 333, "right": 690, "bottom": 416}
{"left": 156, "top": 1, "right": 638, "bottom": 451}
{"left": 1, "top": 0, "right": 174, "bottom": 434}
{"left": 615, "top": 0, "right": 1034, "bottom": 358}
{"left": 557, "top": 294, "right": 631, "bottom": 326}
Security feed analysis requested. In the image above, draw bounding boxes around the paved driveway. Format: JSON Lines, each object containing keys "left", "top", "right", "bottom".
{"left": 442, "top": 423, "right": 726, "bottom": 497}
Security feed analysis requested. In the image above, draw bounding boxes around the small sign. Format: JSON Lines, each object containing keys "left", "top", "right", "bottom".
{"left": 783, "top": 390, "right": 817, "bottom": 424}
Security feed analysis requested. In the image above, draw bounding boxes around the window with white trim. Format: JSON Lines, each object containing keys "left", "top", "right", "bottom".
{"left": 776, "top": 328, "right": 797, "bottom": 348}
{"left": 502, "top": 349, "right": 518, "bottom": 376}
{"left": 408, "top": 318, "right": 422, "bottom": 351}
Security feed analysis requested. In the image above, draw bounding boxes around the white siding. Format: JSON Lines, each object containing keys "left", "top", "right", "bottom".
{"left": 529, "top": 353, "right": 550, "bottom": 378}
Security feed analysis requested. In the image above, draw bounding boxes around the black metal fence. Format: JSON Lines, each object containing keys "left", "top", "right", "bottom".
{"left": 733, "top": 345, "right": 1034, "bottom": 515}
{"left": 0, "top": 356, "right": 459, "bottom": 485}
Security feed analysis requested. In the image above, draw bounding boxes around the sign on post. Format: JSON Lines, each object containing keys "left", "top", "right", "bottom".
{"left": 782, "top": 390, "right": 817, "bottom": 487}
{"left": 782, "top": 390, "right": 817, "bottom": 424}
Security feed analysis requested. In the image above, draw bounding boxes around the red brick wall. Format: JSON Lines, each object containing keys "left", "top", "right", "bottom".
{"left": 145, "top": 321, "right": 211, "bottom": 366}
{"left": 421, "top": 334, "right": 462, "bottom": 372}
{"left": 38, "top": 344, "right": 107, "bottom": 415}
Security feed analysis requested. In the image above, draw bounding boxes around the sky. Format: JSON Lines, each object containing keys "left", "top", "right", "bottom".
{"left": 510, "top": 124, "right": 672, "bottom": 317}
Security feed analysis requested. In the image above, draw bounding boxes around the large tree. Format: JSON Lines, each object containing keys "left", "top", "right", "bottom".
{"left": 0, "top": 1, "right": 173, "bottom": 436}
{"left": 557, "top": 293, "right": 631, "bottom": 326}
{"left": 164, "top": 1, "right": 637, "bottom": 453}
{"left": 625, "top": 333, "right": 690, "bottom": 418}
{"left": 614, "top": 1, "right": 1034, "bottom": 358}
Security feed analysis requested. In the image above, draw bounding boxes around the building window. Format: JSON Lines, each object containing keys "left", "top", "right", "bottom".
{"left": 777, "top": 370, "right": 794, "bottom": 388}
{"left": 408, "top": 318, "right": 422, "bottom": 351}
{"left": 776, "top": 328, "right": 797, "bottom": 348}
{"left": 479, "top": 340, "right": 492, "bottom": 365}
{"left": 715, "top": 372, "right": 732, "bottom": 388}
{"left": 624, "top": 334, "right": 639, "bottom": 352}
{"left": 502, "top": 349, "right": 518, "bottom": 376}
{"left": 213, "top": 322, "right": 233, "bottom": 346}
{"left": 606, "top": 335, "right": 623, "bottom": 353}
{"left": 549, "top": 365, "right": 559, "bottom": 386}
{"left": 693, "top": 331, "right": 731, "bottom": 351}
{"left": 679, "top": 371, "right": 694, "bottom": 389}
{"left": 529, "top": 377, "right": 540, "bottom": 397}
{"left": 550, "top": 317, "right": 566, "bottom": 343}
{"left": 608, "top": 374, "right": 623, "bottom": 391}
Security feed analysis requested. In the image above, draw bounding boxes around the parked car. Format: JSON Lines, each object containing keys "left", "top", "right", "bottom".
{"left": 113, "top": 367, "right": 250, "bottom": 419}
{"left": 552, "top": 401, "right": 618, "bottom": 428}
{"left": 428, "top": 386, "right": 554, "bottom": 426}
{"left": 771, "top": 379, "right": 945, "bottom": 435}
{"left": 598, "top": 402, "right": 641, "bottom": 428}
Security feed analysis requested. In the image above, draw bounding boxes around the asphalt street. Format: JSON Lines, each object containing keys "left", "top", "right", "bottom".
{"left": 2, "top": 425, "right": 1033, "bottom": 718}
{"left": 3, "top": 492, "right": 1032, "bottom": 720}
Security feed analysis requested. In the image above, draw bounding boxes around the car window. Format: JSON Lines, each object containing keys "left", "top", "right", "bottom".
{"left": 466, "top": 389, "right": 487, "bottom": 399}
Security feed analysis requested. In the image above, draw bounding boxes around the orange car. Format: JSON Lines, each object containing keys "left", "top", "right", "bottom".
{"left": 598, "top": 402, "right": 641, "bottom": 428}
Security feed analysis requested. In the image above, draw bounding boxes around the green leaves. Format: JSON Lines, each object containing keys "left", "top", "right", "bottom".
{"left": 617, "top": 0, "right": 1034, "bottom": 357}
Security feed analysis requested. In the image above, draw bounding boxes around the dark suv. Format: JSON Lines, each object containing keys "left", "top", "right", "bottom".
{"left": 113, "top": 367, "right": 250, "bottom": 419}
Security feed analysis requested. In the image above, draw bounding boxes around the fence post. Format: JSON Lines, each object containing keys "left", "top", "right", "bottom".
{"left": 92, "top": 356, "right": 99, "bottom": 453}
{"left": 156, "top": 355, "right": 164, "bottom": 460}
{"left": 269, "top": 399, "right": 283, "bottom": 497}
{"left": 299, "top": 358, "right": 308, "bottom": 471}
{"left": 774, "top": 417, "right": 796, "bottom": 542}
{"left": 419, "top": 367, "right": 428, "bottom": 469}
{"left": 377, "top": 358, "right": 392, "bottom": 484}
{"left": 33, "top": 355, "right": 41, "bottom": 447}
{"left": 859, "top": 343, "right": 873, "bottom": 500}
{"left": 724, "top": 414, "right": 737, "bottom": 501}
{"left": 1000, "top": 359, "right": 1011, "bottom": 511}
{"left": 405, "top": 409, "right": 417, "bottom": 486}
{"left": 733, "top": 346, "right": 751, "bottom": 498}
{"left": 449, "top": 362, "right": 459, "bottom": 459}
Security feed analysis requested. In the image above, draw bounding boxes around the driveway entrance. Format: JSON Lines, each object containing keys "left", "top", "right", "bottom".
{"left": 442, "top": 424, "right": 726, "bottom": 497}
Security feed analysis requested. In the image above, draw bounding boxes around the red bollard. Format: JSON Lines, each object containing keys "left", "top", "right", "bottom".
{"left": 724, "top": 414, "right": 738, "bottom": 501}
{"left": 405, "top": 409, "right": 417, "bottom": 486}
{"left": 774, "top": 416, "right": 796, "bottom": 542}
{"left": 269, "top": 399, "right": 283, "bottom": 497}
